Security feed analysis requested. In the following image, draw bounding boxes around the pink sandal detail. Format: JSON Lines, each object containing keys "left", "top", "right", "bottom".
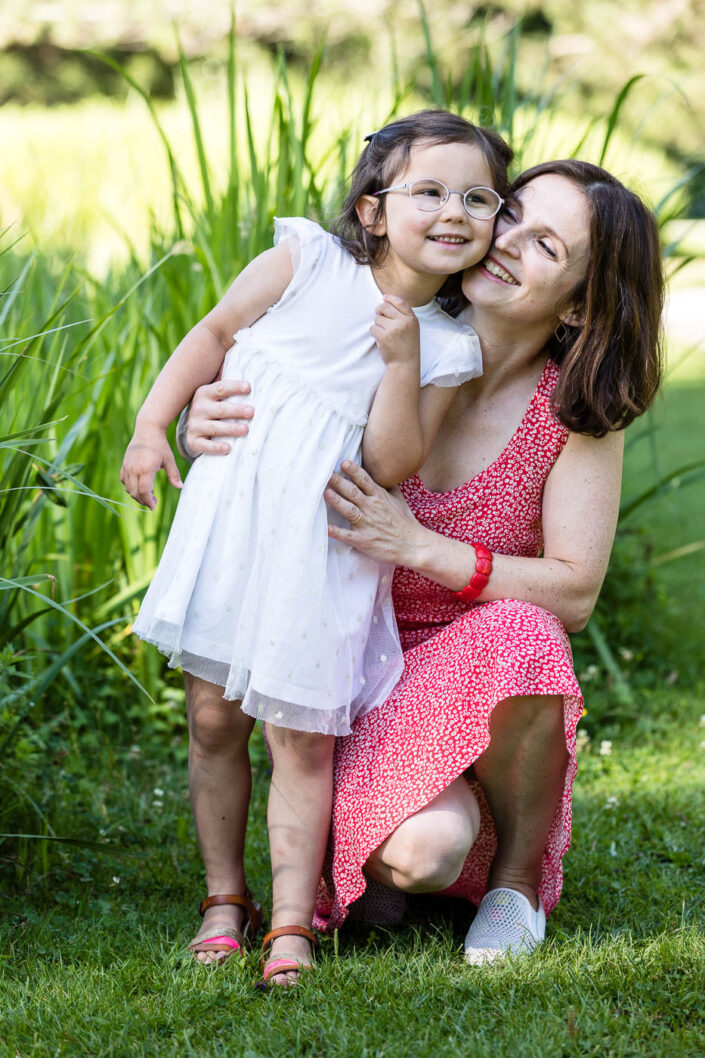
{"left": 188, "top": 890, "right": 263, "bottom": 966}
{"left": 261, "top": 925, "right": 319, "bottom": 986}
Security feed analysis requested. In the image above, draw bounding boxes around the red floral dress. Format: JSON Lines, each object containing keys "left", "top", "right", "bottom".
{"left": 315, "top": 358, "right": 585, "bottom": 930}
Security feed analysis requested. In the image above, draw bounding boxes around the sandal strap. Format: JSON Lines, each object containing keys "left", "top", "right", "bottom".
{"left": 190, "top": 926, "right": 245, "bottom": 946}
{"left": 188, "top": 933, "right": 244, "bottom": 954}
{"left": 200, "top": 890, "right": 252, "bottom": 916}
{"left": 199, "top": 888, "right": 263, "bottom": 938}
{"left": 261, "top": 925, "right": 319, "bottom": 954}
{"left": 263, "top": 957, "right": 313, "bottom": 983}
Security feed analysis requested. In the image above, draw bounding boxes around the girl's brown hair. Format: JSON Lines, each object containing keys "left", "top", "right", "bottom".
{"left": 512, "top": 161, "right": 664, "bottom": 436}
{"left": 331, "top": 109, "right": 513, "bottom": 266}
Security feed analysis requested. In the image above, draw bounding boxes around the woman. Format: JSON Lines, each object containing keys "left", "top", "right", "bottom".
{"left": 177, "top": 160, "right": 663, "bottom": 965}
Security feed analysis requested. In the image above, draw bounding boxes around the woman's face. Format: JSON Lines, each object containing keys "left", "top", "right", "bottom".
{"left": 461, "top": 173, "right": 592, "bottom": 329}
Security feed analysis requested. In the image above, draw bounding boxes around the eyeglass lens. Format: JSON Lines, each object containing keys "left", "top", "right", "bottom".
{"left": 409, "top": 179, "right": 501, "bottom": 219}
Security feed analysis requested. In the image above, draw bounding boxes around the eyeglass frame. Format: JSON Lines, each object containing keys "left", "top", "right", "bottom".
{"left": 372, "top": 179, "right": 504, "bottom": 220}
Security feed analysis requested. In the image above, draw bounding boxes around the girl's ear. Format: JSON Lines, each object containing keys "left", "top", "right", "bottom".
{"left": 355, "top": 196, "right": 387, "bottom": 236}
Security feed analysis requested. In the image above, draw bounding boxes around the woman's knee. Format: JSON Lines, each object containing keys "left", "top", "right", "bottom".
{"left": 377, "top": 781, "right": 481, "bottom": 893}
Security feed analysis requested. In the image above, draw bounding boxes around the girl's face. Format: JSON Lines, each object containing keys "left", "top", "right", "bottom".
{"left": 461, "top": 173, "right": 591, "bottom": 329}
{"left": 358, "top": 140, "right": 497, "bottom": 283}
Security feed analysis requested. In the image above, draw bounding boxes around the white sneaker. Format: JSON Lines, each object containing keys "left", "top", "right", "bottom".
{"left": 464, "top": 887, "right": 546, "bottom": 965}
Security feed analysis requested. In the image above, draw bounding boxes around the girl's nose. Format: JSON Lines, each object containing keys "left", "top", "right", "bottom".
{"left": 438, "top": 192, "right": 468, "bottom": 221}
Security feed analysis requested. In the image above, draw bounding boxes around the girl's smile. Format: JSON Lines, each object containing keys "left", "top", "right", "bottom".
{"left": 358, "top": 140, "right": 497, "bottom": 303}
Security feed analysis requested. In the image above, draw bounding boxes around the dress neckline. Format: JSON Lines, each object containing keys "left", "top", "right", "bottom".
{"left": 412, "top": 357, "right": 557, "bottom": 499}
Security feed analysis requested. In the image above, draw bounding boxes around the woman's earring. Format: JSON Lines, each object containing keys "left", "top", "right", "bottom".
{"left": 554, "top": 321, "right": 569, "bottom": 343}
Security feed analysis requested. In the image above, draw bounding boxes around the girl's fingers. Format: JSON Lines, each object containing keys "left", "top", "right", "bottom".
{"left": 136, "top": 473, "right": 156, "bottom": 510}
{"left": 164, "top": 451, "right": 183, "bottom": 489}
{"left": 382, "top": 294, "right": 414, "bottom": 314}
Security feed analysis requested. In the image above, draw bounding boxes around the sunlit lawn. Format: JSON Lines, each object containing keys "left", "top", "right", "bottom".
{"left": 3, "top": 336, "right": 704, "bottom": 1058}
{"left": 2, "top": 679, "right": 704, "bottom": 1057}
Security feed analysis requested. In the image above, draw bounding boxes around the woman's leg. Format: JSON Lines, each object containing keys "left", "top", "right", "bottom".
{"left": 363, "top": 694, "right": 567, "bottom": 904}
{"left": 472, "top": 693, "right": 568, "bottom": 909}
{"left": 365, "top": 776, "right": 481, "bottom": 893}
{"left": 266, "top": 725, "right": 335, "bottom": 985}
{"left": 185, "top": 673, "right": 255, "bottom": 964}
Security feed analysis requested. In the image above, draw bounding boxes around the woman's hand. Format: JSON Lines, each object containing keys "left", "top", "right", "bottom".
{"left": 181, "top": 379, "right": 255, "bottom": 458}
{"left": 325, "top": 460, "right": 429, "bottom": 566}
{"left": 370, "top": 295, "right": 420, "bottom": 366}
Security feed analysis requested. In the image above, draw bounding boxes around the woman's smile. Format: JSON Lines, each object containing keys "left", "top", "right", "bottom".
{"left": 479, "top": 255, "right": 520, "bottom": 284}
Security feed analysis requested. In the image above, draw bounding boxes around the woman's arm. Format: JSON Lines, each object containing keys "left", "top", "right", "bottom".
{"left": 362, "top": 296, "right": 459, "bottom": 487}
{"left": 325, "top": 430, "right": 624, "bottom": 633}
{"left": 120, "top": 243, "right": 293, "bottom": 509}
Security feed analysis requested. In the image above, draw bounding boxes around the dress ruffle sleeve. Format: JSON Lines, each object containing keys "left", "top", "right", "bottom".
{"left": 273, "top": 216, "right": 328, "bottom": 295}
{"left": 418, "top": 313, "right": 483, "bottom": 388}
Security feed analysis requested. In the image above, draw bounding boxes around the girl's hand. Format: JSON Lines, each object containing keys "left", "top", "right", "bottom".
{"left": 183, "top": 379, "right": 254, "bottom": 458}
{"left": 120, "top": 424, "right": 182, "bottom": 510}
{"left": 370, "top": 295, "right": 420, "bottom": 367}
{"left": 324, "top": 460, "right": 429, "bottom": 566}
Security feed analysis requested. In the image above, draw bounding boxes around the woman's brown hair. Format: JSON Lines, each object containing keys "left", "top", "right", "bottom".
{"left": 512, "top": 161, "right": 664, "bottom": 436}
{"left": 331, "top": 109, "right": 513, "bottom": 266}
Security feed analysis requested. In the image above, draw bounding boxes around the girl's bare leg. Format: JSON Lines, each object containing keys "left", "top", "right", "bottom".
{"left": 265, "top": 725, "right": 335, "bottom": 985}
{"left": 472, "top": 694, "right": 568, "bottom": 909}
{"left": 185, "top": 673, "right": 255, "bottom": 964}
{"left": 365, "top": 776, "right": 481, "bottom": 892}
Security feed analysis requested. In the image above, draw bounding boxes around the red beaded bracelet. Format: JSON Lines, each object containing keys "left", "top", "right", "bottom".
{"left": 455, "top": 544, "right": 493, "bottom": 602}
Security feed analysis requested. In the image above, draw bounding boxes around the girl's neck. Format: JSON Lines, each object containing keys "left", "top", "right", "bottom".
{"left": 370, "top": 258, "right": 443, "bottom": 307}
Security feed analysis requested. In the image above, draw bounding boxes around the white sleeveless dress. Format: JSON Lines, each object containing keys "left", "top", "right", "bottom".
{"left": 133, "top": 217, "right": 483, "bottom": 735}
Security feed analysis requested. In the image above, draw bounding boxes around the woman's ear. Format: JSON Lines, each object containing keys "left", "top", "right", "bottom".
{"left": 355, "top": 196, "right": 386, "bottom": 236}
{"left": 559, "top": 306, "right": 586, "bottom": 329}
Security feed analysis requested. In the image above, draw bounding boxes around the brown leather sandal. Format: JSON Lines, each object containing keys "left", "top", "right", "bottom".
{"left": 261, "top": 925, "right": 319, "bottom": 986}
{"left": 188, "top": 889, "right": 263, "bottom": 965}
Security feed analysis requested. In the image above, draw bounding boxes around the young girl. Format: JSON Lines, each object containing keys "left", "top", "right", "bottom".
{"left": 121, "top": 109, "right": 511, "bottom": 985}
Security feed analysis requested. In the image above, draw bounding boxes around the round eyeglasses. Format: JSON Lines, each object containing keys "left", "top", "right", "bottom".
{"left": 373, "top": 178, "right": 504, "bottom": 220}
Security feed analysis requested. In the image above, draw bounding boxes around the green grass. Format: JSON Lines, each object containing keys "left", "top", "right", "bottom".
{"left": 2, "top": 687, "right": 704, "bottom": 1057}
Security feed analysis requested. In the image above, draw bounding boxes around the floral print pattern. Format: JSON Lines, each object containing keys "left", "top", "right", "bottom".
{"left": 315, "top": 359, "right": 585, "bottom": 930}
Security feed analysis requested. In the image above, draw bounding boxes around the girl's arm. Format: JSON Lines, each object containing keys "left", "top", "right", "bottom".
{"left": 362, "top": 296, "right": 459, "bottom": 488}
{"left": 325, "top": 429, "right": 624, "bottom": 633}
{"left": 120, "top": 242, "right": 293, "bottom": 509}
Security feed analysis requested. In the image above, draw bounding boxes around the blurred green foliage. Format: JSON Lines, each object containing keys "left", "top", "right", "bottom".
{"left": 3, "top": 1, "right": 704, "bottom": 209}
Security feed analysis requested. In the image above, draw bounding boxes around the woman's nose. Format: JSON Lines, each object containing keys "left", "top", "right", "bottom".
{"left": 492, "top": 223, "right": 520, "bottom": 256}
